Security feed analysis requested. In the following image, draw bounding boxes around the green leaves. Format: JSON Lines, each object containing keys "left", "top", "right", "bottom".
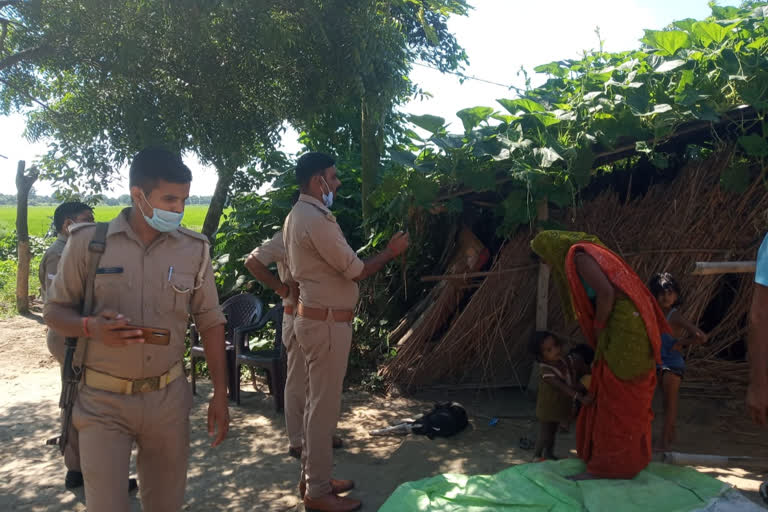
{"left": 720, "top": 161, "right": 752, "bottom": 194}
{"left": 456, "top": 106, "right": 493, "bottom": 133}
{"left": 654, "top": 59, "right": 686, "bottom": 73}
{"left": 691, "top": 21, "right": 737, "bottom": 47}
{"left": 408, "top": 114, "right": 446, "bottom": 134}
{"left": 738, "top": 134, "right": 768, "bottom": 158}
{"left": 497, "top": 98, "right": 545, "bottom": 114}
{"left": 642, "top": 30, "right": 692, "bottom": 56}
{"left": 533, "top": 147, "right": 562, "bottom": 168}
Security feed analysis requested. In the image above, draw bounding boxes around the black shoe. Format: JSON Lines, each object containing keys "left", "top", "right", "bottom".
{"left": 65, "top": 470, "right": 84, "bottom": 490}
{"left": 129, "top": 478, "right": 138, "bottom": 493}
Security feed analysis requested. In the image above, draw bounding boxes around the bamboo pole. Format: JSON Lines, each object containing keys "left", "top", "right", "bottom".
{"left": 691, "top": 261, "right": 756, "bottom": 275}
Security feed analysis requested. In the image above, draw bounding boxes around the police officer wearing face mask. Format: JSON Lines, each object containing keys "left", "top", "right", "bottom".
{"left": 39, "top": 201, "right": 114, "bottom": 490}
{"left": 283, "top": 152, "right": 409, "bottom": 512}
{"left": 44, "top": 148, "right": 229, "bottom": 512}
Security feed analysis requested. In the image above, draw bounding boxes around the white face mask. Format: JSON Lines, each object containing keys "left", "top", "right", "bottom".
{"left": 138, "top": 192, "right": 184, "bottom": 232}
{"left": 320, "top": 177, "right": 334, "bottom": 208}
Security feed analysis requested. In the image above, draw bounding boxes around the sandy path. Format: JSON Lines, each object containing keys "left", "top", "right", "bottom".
{"left": 0, "top": 313, "right": 766, "bottom": 511}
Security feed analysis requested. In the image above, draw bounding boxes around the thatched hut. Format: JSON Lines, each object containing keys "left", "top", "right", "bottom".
{"left": 382, "top": 133, "right": 766, "bottom": 398}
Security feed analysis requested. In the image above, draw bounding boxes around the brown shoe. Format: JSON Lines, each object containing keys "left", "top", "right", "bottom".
{"left": 303, "top": 493, "right": 361, "bottom": 512}
{"left": 299, "top": 479, "right": 355, "bottom": 498}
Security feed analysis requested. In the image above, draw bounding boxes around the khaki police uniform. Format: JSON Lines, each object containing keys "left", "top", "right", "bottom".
{"left": 40, "top": 233, "right": 81, "bottom": 473}
{"left": 44, "top": 208, "right": 225, "bottom": 512}
{"left": 247, "top": 231, "right": 303, "bottom": 448}
{"left": 283, "top": 194, "right": 364, "bottom": 499}
{"left": 40, "top": 234, "right": 68, "bottom": 362}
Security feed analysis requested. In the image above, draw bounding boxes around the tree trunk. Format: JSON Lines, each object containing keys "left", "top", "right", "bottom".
{"left": 201, "top": 168, "right": 234, "bottom": 242}
{"left": 15, "top": 160, "right": 38, "bottom": 314}
{"left": 360, "top": 96, "right": 381, "bottom": 221}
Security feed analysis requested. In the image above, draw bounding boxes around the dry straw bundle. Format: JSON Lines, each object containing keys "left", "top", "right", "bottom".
{"left": 383, "top": 149, "right": 767, "bottom": 392}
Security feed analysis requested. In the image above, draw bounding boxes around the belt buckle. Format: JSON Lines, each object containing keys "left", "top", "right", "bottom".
{"left": 132, "top": 376, "right": 161, "bottom": 393}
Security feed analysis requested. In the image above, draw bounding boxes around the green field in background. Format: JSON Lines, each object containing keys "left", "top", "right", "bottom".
{"left": 0, "top": 205, "right": 210, "bottom": 237}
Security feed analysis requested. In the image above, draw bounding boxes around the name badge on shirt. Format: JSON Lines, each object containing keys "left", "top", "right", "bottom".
{"left": 96, "top": 267, "right": 124, "bottom": 275}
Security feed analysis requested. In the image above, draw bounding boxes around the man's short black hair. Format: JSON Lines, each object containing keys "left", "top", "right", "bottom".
{"left": 648, "top": 272, "right": 683, "bottom": 306}
{"left": 295, "top": 152, "right": 335, "bottom": 187}
{"left": 53, "top": 202, "right": 93, "bottom": 234}
{"left": 129, "top": 147, "right": 192, "bottom": 195}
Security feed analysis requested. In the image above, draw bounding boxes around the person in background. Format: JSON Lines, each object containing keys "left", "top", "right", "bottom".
{"left": 38, "top": 201, "right": 109, "bottom": 490}
{"left": 244, "top": 222, "right": 344, "bottom": 459}
{"left": 529, "top": 331, "right": 593, "bottom": 461}
{"left": 648, "top": 272, "right": 707, "bottom": 451}
{"left": 531, "top": 230, "right": 670, "bottom": 480}
{"left": 284, "top": 152, "right": 409, "bottom": 511}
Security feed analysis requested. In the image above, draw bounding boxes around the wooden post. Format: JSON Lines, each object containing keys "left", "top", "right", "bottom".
{"left": 528, "top": 199, "right": 550, "bottom": 392}
{"left": 691, "top": 261, "right": 756, "bottom": 275}
{"left": 15, "top": 160, "right": 38, "bottom": 314}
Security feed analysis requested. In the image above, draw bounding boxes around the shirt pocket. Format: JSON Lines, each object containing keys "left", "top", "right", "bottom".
{"left": 166, "top": 271, "right": 196, "bottom": 314}
{"left": 94, "top": 274, "right": 122, "bottom": 312}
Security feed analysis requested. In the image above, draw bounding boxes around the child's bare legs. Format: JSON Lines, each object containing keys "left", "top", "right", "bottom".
{"left": 660, "top": 371, "right": 682, "bottom": 451}
{"left": 534, "top": 421, "right": 559, "bottom": 459}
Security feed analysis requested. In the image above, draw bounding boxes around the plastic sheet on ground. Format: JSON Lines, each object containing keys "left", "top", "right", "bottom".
{"left": 378, "top": 459, "right": 766, "bottom": 512}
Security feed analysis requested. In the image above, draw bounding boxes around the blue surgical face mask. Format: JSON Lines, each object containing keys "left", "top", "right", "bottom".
{"left": 139, "top": 192, "right": 184, "bottom": 232}
{"left": 320, "top": 177, "right": 334, "bottom": 208}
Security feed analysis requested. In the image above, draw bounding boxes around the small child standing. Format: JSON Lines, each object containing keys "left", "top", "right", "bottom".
{"left": 648, "top": 272, "right": 707, "bottom": 451}
{"left": 529, "top": 331, "right": 593, "bottom": 460}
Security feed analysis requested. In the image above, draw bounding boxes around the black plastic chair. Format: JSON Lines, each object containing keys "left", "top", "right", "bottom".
{"left": 190, "top": 293, "right": 264, "bottom": 401}
{"left": 234, "top": 304, "right": 285, "bottom": 411}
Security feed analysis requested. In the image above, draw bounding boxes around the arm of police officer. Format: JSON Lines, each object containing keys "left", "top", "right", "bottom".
{"left": 190, "top": 247, "right": 229, "bottom": 447}
{"left": 355, "top": 232, "right": 410, "bottom": 281}
{"left": 244, "top": 232, "right": 293, "bottom": 299}
{"left": 306, "top": 215, "right": 408, "bottom": 281}
{"left": 43, "top": 229, "right": 144, "bottom": 345}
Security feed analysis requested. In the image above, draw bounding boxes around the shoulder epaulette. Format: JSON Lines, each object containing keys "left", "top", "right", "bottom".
{"left": 178, "top": 227, "right": 209, "bottom": 243}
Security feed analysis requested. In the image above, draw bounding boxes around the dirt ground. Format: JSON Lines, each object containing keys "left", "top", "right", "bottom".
{"left": 1, "top": 313, "right": 767, "bottom": 511}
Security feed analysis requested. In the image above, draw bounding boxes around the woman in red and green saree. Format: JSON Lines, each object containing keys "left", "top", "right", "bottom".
{"left": 531, "top": 230, "right": 670, "bottom": 479}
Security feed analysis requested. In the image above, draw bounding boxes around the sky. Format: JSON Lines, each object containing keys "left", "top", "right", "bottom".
{"left": 0, "top": 0, "right": 741, "bottom": 198}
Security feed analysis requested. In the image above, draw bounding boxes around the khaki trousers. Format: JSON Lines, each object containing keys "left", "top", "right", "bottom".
{"left": 72, "top": 374, "right": 192, "bottom": 512}
{"left": 282, "top": 313, "right": 305, "bottom": 448}
{"left": 294, "top": 313, "right": 353, "bottom": 498}
{"left": 47, "top": 330, "right": 81, "bottom": 472}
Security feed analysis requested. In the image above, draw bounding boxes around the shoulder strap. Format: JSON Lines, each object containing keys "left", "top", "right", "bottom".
{"left": 83, "top": 222, "right": 108, "bottom": 316}
{"left": 73, "top": 222, "right": 109, "bottom": 368}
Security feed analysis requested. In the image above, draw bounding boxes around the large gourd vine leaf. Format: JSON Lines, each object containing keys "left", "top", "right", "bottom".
{"left": 738, "top": 134, "right": 768, "bottom": 158}
{"left": 456, "top": 106, "right": 494, "bottom": 134}
{"left": 691, "top": 21, "right": 739, "bottom": 47}
{"left": 641, "top": 30, "right": 692, "bottom": 56}
{"left": 497, "top": 98, "right": 546, "bottom": 114}
{"left": 408, "top": 114, "right": 446, "bottom": 134}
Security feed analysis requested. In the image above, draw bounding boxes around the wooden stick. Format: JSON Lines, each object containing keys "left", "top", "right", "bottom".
{"left": 420, "top": 265, "right": 538, "bottom": 282}
{"left": 691, "top": 261, "right": 756, "bottom": 275}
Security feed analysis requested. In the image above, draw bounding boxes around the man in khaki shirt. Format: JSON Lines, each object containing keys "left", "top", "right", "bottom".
{"left": 244, "top": 227, "right": 343, "bottom": 458}
{"left": 39, "top": 201, "right": 96, "bottom": 489}
{"left": 44, "top": 148, "right": 229, "bottom": 512}
{"left": 284, "top": 152, "right": 409, "bottom": 512}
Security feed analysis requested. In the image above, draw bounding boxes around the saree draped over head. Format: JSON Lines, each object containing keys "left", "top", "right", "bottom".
{"left": 531, "top": 230, "right": 670, "bottom": 479}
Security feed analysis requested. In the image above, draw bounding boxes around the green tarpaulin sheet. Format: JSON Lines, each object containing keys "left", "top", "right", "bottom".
{"left": 379, "top": 459, "right": 763, "bottom": 512}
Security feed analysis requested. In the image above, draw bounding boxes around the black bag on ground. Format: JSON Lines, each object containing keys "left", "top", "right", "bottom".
{"left": 411, "top": 402, "right": 468, "bottom": 439}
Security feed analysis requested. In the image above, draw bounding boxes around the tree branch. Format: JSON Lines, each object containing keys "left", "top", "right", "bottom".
{"left": 0, "top": 20, "right": 7, "bottom": 50}
{"left": 0, "top": 44, "right": 52, "bottom": 71}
